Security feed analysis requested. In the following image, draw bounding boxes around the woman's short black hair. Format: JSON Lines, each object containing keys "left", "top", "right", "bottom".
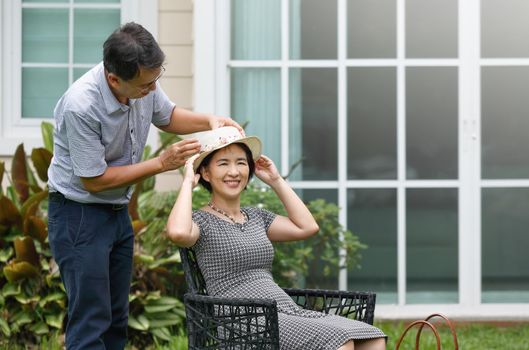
{"left": 103, "top": 22, "right": 165, "bottom": 81}
{"left": 196, "top": 143, "right": 256, "bottom": 193}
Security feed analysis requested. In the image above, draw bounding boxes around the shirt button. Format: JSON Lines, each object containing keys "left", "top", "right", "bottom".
{"left": 131, "top": 129, "right": 134, "bottom": 133}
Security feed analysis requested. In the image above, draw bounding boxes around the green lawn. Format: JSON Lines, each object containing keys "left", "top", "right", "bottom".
{"left": 4, "top": 321, "right": 529, "bottom": 349}
{"left": 376, "top": 321, "right": 529, "bottom": 350}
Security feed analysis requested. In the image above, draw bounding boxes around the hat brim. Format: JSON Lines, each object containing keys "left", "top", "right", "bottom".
{"left": 193, "top": 136, "right": 262, "bottom": 172}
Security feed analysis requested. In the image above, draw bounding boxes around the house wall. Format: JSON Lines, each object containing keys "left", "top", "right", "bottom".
{"left": 154, "top": 0, "right": 194, "bottom": 191}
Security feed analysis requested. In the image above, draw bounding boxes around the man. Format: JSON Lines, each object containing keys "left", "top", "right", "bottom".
{"left": 47, "top": 22, "right": 241, "bottom": 349}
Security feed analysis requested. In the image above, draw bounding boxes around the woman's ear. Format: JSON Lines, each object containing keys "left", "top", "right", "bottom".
{"left": 199, "top": 167, "right": 210, "bottom": 182}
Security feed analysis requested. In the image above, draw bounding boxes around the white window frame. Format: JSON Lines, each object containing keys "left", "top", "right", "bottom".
{"left": 0, "top": 0, "right": 158, "bottom": 155}
{"left": 194, "top": 0, "right": 529, "bottom": 319}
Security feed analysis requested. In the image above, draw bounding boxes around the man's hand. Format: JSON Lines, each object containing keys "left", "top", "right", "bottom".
{"left": 159, "top": 138, "right": 201, "bottom": 171}
{"left": 208, "top": 116, "right": 245, "bottom": 136}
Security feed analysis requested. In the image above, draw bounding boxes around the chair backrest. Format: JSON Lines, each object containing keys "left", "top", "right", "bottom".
{"left": 179, "top": 247, "right": 208, "bottom": 295}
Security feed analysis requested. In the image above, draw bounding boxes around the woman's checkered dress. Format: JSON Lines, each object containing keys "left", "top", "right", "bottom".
{"left": 191, "top": 207, "right": 386, "bottom": 350}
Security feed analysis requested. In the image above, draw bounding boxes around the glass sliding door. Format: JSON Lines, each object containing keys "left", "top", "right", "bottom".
{"left": 481, "top": 0, "right": 529, "bottom": 302}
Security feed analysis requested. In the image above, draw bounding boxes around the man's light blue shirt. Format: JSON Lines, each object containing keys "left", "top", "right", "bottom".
{"left": 48, "top": 63, "right": 175, "bottom": 204}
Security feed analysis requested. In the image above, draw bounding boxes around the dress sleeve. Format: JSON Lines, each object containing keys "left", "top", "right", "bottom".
{"left": 254, "top": 207, "right": 277, "bottom": 231}
{"left": 191, "top": 211, "right": 210, "bottom": 247}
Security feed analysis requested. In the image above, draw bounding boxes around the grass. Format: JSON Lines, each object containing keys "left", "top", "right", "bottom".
{"left": 376, "top": 320, "right": 529, "bottom": 350}
{"left": 3, "top": 322, "right": 529, "bottom": 349}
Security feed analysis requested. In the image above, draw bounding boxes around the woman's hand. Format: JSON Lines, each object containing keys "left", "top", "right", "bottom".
{"left": 255, "top": 155, "right": 281, "bottom": 186}
{"left": 183, "top": 154, "right": 201, "bottom": 188}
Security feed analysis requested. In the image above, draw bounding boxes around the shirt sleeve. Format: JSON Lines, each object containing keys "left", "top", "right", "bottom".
{"left": 63, "top": 110, "right": 107, "bottom": 178}
{"left": 151, "top": 82, "right": 176, "bottom": 127}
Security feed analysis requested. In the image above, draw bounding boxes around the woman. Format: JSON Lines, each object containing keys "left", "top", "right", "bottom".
{"left": 167, "top": 127, "right": 386, "bottom": 350}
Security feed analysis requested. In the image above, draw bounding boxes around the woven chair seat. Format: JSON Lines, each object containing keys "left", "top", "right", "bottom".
{"left": 180, "top": 247, "right": 377, "bottom": 349}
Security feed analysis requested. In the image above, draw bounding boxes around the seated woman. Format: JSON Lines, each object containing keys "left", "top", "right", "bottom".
{"left": 166, "top": 127, "right": 386, "bottom": 350}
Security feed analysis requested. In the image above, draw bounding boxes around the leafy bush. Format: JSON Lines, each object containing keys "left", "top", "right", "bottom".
{"left": 191, "top": 182, "right": 366, "bottom": 289}
{"left": 0, "top": 127, "right": 65, "bottom": 346}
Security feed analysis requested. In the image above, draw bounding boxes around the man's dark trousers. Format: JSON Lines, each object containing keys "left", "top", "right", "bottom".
{"left": 48, "top": 192, "right": 134, "bottom": 350}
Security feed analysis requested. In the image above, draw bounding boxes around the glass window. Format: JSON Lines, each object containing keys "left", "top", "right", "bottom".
{"left": 405, "top": 0, "right": 458, "bottom": 58}
{"left": 482, "top": 0, "right": 529, "bottom": 58}
{"left": 74, "top": 9, "right": 120, "bottom": 63}
{"left": 22, "top": 9, "right": 69, "bottom": 63}
{"left": 347, "top": 189, "right": 398, "bottom": 304}
{"left": 347, "top": 67, "right": 397, "bottom": 180}
{"left": 289, "top": 0, "right": 337, "bottom": 60}
{"left": 22, "top": 68, "right": 69, "bottom": 119}
{"left": 347, "top": 0, "right": 396, "bottom": 59}
{"left": 231, "top": 68, "right": 281, "bottom": 165}
{"left": 482, "top": 188, "right": 529, "bottom": 303}
{"left": 406, "top": 67, "right": 458, "bottom": 179}
{"left": 289, "top": 68, "right": 338, "bottom": 181}
{"left": 482, "top": 67, "right": 529, "bottom": 179}
{"left": 231, "top": 0, "right": 281, "bottom": 60}
{"left": 21, "top": 1, "right": 121, "bottom": 119}
{"left": 406, "top": 188, "right": 458, "bottom": 304}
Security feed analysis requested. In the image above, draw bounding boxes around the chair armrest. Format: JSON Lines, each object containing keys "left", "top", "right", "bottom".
{"left": 282, "top": 288, "right": 376, "bottom": 325}
{"left": 184, "top": 293, "right": 280, "bottom": 349}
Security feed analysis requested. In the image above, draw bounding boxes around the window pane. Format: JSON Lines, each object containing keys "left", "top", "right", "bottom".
{"left": 231, "top": 0, "right": 281, "bottom": 60}
{"left": 482, "top": 0, "right": 529, "bottom": 58}
{"left": 74, "top": 68, "right": 91, "bottom": 81}
{"left": 347, "top": 189, "right": 397, "bottom": 304}
{"left": 289, "top": 0, "right": 337, "bottom": 59}
{"left": 347, "top": 67, "right": 397, "bottom": 180}
{"left": 74, "top": 9, "right": 120, "bottom": 63}
{"left": 75, "top": 0, "right": 119, "bottom": 3}
{"left": 482, "top": 188, "right": 529, "bottom": 303}
{"left": 406, "top": 189, "right": 458, "bottom": 304}
{"left": 231, "top": 68, "right": 281, "bottom": 165}
{"left": 24, "top": 0, "right": 68, "bottom": 2}
{"left": 406, "top": 0, "right": 458, "bottom": 58}
{"left": 347, "top": 0, "right": 396, "bottom": 58}
{"left": 482, "top": 67, "right": 529, "bottom": 179}
{"left": 406, "top": 67, "right": 458, "bottom": 179}
{"left": 22, "top": 68, "right": 68, "bottom": 118}
{"left": 22, "top": 9, "right": 68, "bottom": 63}
{"left": 289, "top": 68, "right": 337, "bottom": 181}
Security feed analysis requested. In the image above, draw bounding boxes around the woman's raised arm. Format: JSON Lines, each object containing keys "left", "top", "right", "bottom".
{"left": 166, "top": 155, "right": 201, "bottom": 247}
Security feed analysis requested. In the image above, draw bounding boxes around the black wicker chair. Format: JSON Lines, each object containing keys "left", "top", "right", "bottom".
{"left": 180, "top": 247, "right": 377, "bottom": 349}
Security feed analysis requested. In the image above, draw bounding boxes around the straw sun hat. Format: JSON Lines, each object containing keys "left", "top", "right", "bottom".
{"left": 191, "top": 126, "right": 262, "bottom": 171}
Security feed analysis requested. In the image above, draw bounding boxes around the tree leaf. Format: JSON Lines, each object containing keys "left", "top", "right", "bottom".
{"left": 41, "top": 121, "right": 54, "bottom": 153}
{"left": 0, "top": 246, "right": 14, "bottom": 263}
{"left": 0, "top": 195, "right": 23, "bottom": 229}
{"left": 25, "top": 216, "right": 48, "bottom": 244}
{"left": 128, "top": 314, "right": 150, "bottom": 331}
{"left": 146, "top": 312, "right": 182, "bottom": 328}
{"left": 31, "top": 148, "right": 53, "bottom": 182}
{"left": 0, "top": 318, "right": 11, "bottom": 337}
{"left": 1, "top": 282, "right": 21, "bottom": 297}
{"left": 38, "top": 292, "right": 65, "bottom": 308}
{"left": 45, "top": 312, "right": 65, "bottom": 329}
{"left": 0, "top": 161, "right": 4, "bottom": 195}
{"left": 29, "top": 321, "right": 49, "bottom": 335}
{"left": 20, "top": 189, "right": 48, "bottom": 221}
{"left": 14, "top": 236, "right": 40, "bottom": 267}
{"left": 12, "top": 144, "right": 29, "bottom": 203}
{"left": 144, "top": 296, "right": 182, "bottom": 313}
{"left": 11, "top": 310, "right": 33, "bottom": 327}
{"left": 3, "top": 260, "right": 39, "bottom": 282}
{"left": 151, "top": 327, "right": 172, "bottom": 341}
